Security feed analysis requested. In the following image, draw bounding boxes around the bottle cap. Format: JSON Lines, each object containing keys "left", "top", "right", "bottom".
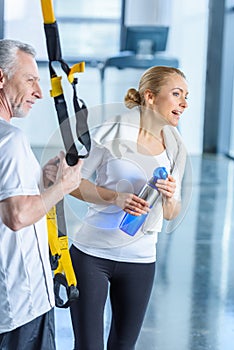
{"left": 153, "top": 166, "right": 168, "bottom": 180}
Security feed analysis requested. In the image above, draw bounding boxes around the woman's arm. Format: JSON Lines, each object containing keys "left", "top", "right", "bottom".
{"left": 156, "top": 175, "right": 181, "bottom": 220}
{"left": 71, "top": 178, "right": 150, "bottom": 216}
{"left": 162, "top": 197, "right": 181, "bottom": 220}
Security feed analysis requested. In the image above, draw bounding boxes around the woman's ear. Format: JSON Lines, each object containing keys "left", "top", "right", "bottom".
{"left": 144, "top": 89, "right": 155, "bottom": 106}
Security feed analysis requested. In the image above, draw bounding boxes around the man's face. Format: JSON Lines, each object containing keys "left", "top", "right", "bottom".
{"left": 4, "top": 50, "right": 42, "bottom": 119}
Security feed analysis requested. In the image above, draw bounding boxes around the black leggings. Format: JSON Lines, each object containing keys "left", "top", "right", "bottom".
{"left": 70, "top": 245, "right": 155, "bottom": 350}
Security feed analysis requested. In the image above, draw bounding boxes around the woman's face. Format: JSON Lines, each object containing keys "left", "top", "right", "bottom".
{"left": 150, "top": 74, "right": 189, "bottom": 127}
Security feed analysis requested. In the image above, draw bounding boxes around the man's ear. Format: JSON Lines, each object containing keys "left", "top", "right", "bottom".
{"left": 0, "top": 69, "right": 5, "bottom": 88}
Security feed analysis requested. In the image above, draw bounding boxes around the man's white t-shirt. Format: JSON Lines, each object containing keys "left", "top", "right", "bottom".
{"left": 0, "top": 118, "right": 54, "bottom": 333}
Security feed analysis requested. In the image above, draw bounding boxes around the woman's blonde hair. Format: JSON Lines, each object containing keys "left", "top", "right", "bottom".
{"left": 124, "top": 66, "right": 186, "bottom": 109}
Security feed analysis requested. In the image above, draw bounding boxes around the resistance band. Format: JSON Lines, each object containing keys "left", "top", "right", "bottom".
{"left": 40, "top": 0, "right": 91, "bottom": 308}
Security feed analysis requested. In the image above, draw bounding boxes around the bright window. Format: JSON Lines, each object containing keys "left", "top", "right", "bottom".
{"left": 54, "top": 0, "right": 122, "bottom": 60}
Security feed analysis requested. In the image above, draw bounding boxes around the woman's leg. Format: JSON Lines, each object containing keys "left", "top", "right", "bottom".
{"left": 70, "top": 246, "right": 113, "bottom": 350}
{"left": 107, "top": 261, "right": 156, "bottom": 350}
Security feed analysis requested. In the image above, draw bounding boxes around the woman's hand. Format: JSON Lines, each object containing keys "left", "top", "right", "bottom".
{"left": 156, "top": 175, "right": 176, "bottom": 199}
{"left": 114, "top": 192, "right": 150, "bottom": 216}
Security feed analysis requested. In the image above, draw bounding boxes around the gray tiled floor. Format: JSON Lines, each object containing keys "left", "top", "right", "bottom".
{"left": 52, "top": 154, "right": 234, "bottom": 350}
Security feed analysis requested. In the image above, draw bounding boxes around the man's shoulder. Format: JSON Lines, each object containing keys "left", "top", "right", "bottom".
{"left": 0, "top": 119, "right": 25, "bottom": 142}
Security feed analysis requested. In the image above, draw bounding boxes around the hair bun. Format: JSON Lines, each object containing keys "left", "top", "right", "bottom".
{"left": 124, "top": 88, "right": 141, "bottom": 109}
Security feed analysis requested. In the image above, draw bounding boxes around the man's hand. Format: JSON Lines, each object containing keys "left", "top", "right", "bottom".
{"left": 55, "top": 151, "right": 83, "bottom": 195}
{"left": 43, "top": 155, "right": 60, "bottom": 188}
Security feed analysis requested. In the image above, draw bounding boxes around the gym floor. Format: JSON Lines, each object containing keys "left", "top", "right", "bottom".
{"left": 54, "top": 153, "right": 234, "bottom": 350}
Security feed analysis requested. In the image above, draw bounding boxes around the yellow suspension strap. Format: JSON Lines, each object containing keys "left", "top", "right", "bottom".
{"left": 40, "top": 0, "right": 91, "bottom": 308}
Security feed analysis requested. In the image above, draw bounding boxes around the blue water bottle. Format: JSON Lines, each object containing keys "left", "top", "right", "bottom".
{"left": 119, "top": 167, "right": 168, "bottom": 236}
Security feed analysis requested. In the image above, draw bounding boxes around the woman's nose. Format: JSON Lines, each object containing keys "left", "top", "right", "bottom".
{"left": 180, "top": 97, "right": 188, "bottom": 108}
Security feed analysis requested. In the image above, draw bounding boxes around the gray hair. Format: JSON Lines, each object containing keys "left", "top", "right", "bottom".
{"left": 0, "top": 39, "right": 36, "bottom": 79}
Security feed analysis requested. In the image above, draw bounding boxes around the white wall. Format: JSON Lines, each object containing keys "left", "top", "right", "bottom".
{"left": 169, "top": 0, "right": 209, "bottom": 154}
{"left": 125, "top": 0, "right": 172, "bottom": 25}
{"left": 5, "top": 0, "right": 209, "bottom": 155}
{"left": 4, "top": 0, "right": 47, "bottom": 60}
{"left": 229, "top": 77, "right": 234, "bottom": 157}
